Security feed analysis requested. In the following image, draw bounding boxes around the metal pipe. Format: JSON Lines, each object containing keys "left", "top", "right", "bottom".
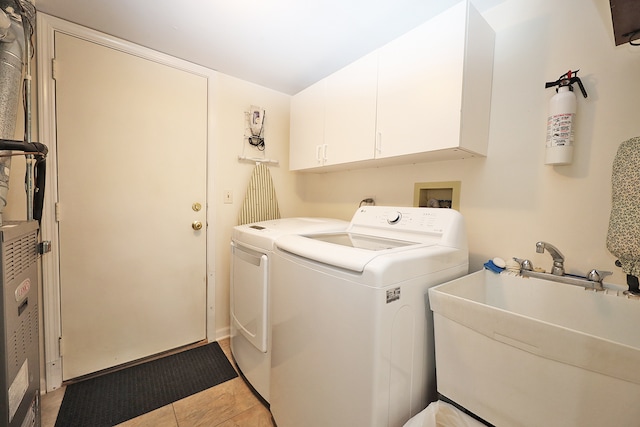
{"left": 18, "top": 0, "right": 34, "bottom": 220}
{"left": 0, "top": 2, "right": 25, "bottom": 225}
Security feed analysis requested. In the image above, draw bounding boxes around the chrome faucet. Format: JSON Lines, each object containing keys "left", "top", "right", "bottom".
{"left": 517, "top": 243, "right": 611, "bottom": 291}
{"left": 535, "top": 241, "right": 565, "bottom": 276}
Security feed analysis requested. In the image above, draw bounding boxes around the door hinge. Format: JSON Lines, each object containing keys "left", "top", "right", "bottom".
{"left": 52, "top": 58, "right": 59, "bottom": 80}
{"left": 55, "top": 202, "right": 61, "bottom": 222}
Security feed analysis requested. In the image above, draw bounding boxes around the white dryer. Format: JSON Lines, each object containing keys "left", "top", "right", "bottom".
{"left": 270, "top": 206, "right": 468, "bottom": 427}
{"left": 230, "top": 217, "right": 348, "bottom": 403}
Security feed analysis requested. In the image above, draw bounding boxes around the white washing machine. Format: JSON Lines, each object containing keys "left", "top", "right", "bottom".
{"left": 230, "top": 217, "right": 348, "bottom": 403}
{"left": 270, "top": 206, "right": 468, "bottom": 427}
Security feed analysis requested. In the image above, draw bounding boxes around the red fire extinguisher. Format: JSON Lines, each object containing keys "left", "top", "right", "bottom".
{"left": 544, "top": 70, "right": 588, "bottom": 165}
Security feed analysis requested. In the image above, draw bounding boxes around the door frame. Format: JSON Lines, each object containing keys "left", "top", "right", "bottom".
{"left": 36, "top": 14, "right": 218, "bottom": 392}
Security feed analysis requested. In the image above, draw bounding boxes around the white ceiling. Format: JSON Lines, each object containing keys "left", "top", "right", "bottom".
{"left": 34, "top": 0, "right": 504, "bottom": 95}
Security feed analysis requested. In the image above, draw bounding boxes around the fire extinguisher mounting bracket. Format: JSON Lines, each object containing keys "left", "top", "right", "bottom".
{"left": 545, "top": 70, "right": 588, "bottom": 98}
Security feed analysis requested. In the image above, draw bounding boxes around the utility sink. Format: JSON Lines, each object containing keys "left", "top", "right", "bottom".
{"left": 429, "top": 269, "right": 640, "bottom": 427}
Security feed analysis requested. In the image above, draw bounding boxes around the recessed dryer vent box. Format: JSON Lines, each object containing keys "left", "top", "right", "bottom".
{"left": 413, "top": 181, "right": 460, "bottom": 210}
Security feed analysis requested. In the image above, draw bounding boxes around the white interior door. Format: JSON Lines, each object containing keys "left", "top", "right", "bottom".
{"left": 54, "top": 32, "right": 208, "bottom": 380}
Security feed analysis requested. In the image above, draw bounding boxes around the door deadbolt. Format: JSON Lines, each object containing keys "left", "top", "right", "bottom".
{"left": 192, "top": 202, "right": 202, "bottom": 212}
{"left": 192, "top": 221, "right": 203, "bottom": 231}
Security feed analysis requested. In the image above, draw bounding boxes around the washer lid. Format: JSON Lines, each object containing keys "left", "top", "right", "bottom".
{"left": 306, "top": 232, "right": 416, "bottom": 250}
{"left": 275, "top": 233, "right": 426, "bottom": 272}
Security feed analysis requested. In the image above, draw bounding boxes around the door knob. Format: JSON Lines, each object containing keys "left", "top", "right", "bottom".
{"left": 192, "top": 221, "right": 203, "bottom": 231}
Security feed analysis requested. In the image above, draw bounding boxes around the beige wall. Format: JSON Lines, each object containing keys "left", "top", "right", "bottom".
{"left": 12, "top": 0, "right": 639, "bottom": 341}
{"left": 212, "top": 73, "right": 304, "bottom": 337}
{"left": 293, "top": 0, "right": 640, "bottom": 287}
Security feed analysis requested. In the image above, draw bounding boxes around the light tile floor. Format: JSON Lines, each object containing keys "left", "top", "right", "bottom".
{"left": 41, "top": 339, "right": 275, "bottom": 427}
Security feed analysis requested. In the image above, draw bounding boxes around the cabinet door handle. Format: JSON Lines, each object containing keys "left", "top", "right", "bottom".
{"left": 323, "top": 144, "right": 328, "bottom": 162}
{"left": 316, "top": 145, "right": 322, "bottom": 163}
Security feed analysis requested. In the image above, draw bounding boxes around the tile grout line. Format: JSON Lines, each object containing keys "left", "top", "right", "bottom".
{"left": 172, "top": 403, "right": 180, "bottom": 427}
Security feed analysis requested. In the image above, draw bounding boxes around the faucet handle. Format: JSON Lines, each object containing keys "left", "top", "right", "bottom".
{"left": 587, "top": 269, "right": 612, "bottom": 283}
{"left": 514, "top": 258, "right": 533, "bottom": 271}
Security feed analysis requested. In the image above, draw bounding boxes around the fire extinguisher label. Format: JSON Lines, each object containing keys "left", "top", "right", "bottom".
{"left": 546, "top": 113, "right": 575, "bottom": 148}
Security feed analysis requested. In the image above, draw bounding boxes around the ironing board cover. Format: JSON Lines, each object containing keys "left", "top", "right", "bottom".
{"left": 238, "top": 162, "right": 281, "bottom": 225}
{"left": 607, "top": 136, "right": 640, "bottom": 277}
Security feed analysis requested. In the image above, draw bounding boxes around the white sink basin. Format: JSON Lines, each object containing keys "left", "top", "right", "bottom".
{"left": 429, "top": 269, "right": 640, "bottom": 427}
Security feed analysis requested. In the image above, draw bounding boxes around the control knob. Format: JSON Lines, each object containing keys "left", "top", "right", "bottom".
{"left": 386, "top": 211, "right": 402, "bottom": 224}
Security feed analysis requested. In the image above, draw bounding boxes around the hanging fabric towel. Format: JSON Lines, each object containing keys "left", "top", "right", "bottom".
{"left": 607, "top": 136, "right": 640, "bottom": 281}
{"left": 238, "top": 162, "right": 281, "bottom": 225}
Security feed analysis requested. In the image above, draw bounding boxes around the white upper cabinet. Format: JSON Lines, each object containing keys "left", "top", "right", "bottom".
{"left": 376, "top": 1, "right": 493, "bottom": 159}
{"left": 289, "top": 0, "right": 494, "bottom": 172}
{"left": 289, "top": 52, "right": 378, "bottom": 171}
{"left": 323, "top": 51, "right": 378, "bottom": 167}
{"left": 289, "top": 79, "right": 325, "bottom": 170}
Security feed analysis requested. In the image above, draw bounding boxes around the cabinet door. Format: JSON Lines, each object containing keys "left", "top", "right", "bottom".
{"left": 323, "top": 52, "right": 378, "bottom": 166}
{"left": 376, "top": 2, "right": 467, "bottom": 159}
{"left": 290, "top": 80, "right": 326, "bottom": 170}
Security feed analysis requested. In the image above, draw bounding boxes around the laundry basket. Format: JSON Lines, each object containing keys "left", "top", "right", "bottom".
{"left": 403, "top": 401, "right": 487, "bottom": 427}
